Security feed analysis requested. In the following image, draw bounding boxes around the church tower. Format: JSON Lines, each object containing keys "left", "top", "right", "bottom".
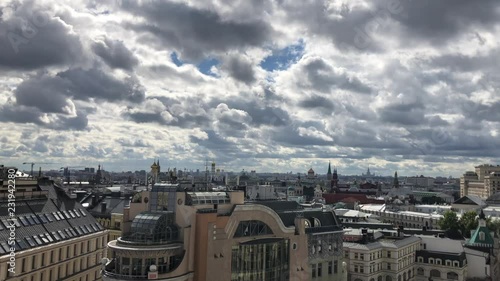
{"left": 332, "top": 167, "right": 339, "bottom": 190}
{"left": 151, "top": 159, "right": 160, "bottom": 184}
{"left": 327, "top": 162, "right": 332, "bottom": 181}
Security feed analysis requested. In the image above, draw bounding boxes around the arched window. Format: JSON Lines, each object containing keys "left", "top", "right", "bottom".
{"left": 378, "top": 276, "right": 383, "bottom": 281}
{"left": 386, "top": 276, "right": 392, "bottom": 281}
{"left": 234, "top": 220, "right": 273, "bottom": 237}
{"left": 417, "top": 257, "right": 423, "bottom": 263}
{"left": 403, "top": 272, "right": 407, "bottom": 281}
{"left": 398, "top": 275, "right": 401, "bottom": 281}
{"left": 429, "top": 258, "right": 434, "bottom": 264}
{"left": 453, "top": 261, "right": 460, "bottom": 267}
{"left": 447, "top": 272, "right": 459, "bottom": 280}
{"left": 446, "top": 260, "right": 452, "bottom": 266}
{"left": 417, "top": 268, "right": 424, "bottom": 275}
{"left": 436, "top": 258, "right": 442, "bottom": 265}
{"left": 430, "top": 269, "right": 441, "bottom": 278}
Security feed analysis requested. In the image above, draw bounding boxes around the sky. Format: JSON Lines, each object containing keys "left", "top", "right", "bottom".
{"left": 0, "top": 0, "right": 499, "bottom": 177}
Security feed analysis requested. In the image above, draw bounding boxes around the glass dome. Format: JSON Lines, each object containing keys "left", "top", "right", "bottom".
{"left": 127, "top": 212, "right": 179, "bottom": 243}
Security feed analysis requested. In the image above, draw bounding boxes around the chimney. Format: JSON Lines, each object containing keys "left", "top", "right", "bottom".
{"left": 91, "top": 195, "right": 97, "bottom": 207}
{"left": 101, "top": 202, "right": 107, "bottom": 214}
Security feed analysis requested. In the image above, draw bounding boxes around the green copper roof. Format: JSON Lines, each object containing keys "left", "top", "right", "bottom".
{"left": 466, "top": 225, "right": 495, "bottom": 248}
{"left": 327, "top": 162, "right": 332, "bottom": 174}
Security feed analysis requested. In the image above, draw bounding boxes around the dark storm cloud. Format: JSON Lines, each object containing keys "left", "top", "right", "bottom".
{"left": 301, "top": 57, "right": 372, "bottom": 94}
{"left": 379, "top": 101, "right": 426, "bottom": 125}
{"left": 392, "top": 0, "right": 500, "bottom": 45}
{"left": 126, "top": 112, "right": 165, "bottom": 124}
{"left": 0, "top": 104, "right": 89, "bottom": 131}
{"left": 283, "top": 0, "right": 500, "bottom": 50}
{"left": 208, "top": 97, "right": 291, "bottom": 127}
{"left": 0, "top": 2, "right": 83, "bottom": 70}
{"left": 299, "top": 95, "right": 335, "bottom": 112}
{"left": 222, "top": 55, "right": 256, "bottom": 84}
{"left": 8, "top": 68, "right": 144, "bottom": 120}
{"left": 120, "top": 0, "right": 273, "bottom": 60}
{"left": 57, "top": 68, "right": 145, "bottom": 103}
{"left": 123, "top": 97, "right": 211, "bottom": 128}
{"left": 14, "top": 75, "right": 73, "bottom": 114}
{"left": 462, "top": 101, "right": 500, "bottom": 122}
{"left": 92, "top": 38, "right": 139, "bottom": 70}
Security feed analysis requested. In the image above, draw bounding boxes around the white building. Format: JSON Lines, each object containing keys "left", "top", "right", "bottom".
{"left": 415, "top": 236, "right": 467, "bottom": 281}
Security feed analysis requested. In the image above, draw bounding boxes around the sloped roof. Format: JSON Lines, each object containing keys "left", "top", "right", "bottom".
{"left": 466, "top": 225, "right": 495, "bottom": 248}
{"left": 453, "top": 195, "right": 486, "bottom": 206}
{"left": 0, "top": 180, "right": 104, "bottom": 257}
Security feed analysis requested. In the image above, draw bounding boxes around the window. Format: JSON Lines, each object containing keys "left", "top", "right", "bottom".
{"left": 355, "top": 253, "right": 358, "bottom": 259}
{"left": 447, "top": 272, "right": 459, "bottom": 280}
{"left": 312, "top": 264, "right": 317, "bottom": 278}
{"left": 430, "top": 269, "right": 441, "bottom": 278}
{"left": 479, "top": 231, "right": 485, "bottom": 241}
{"left": 360, "top": 253, "right": 364, "bottom": 260}
{"left": 453, "top": 261, "right": 460, "bottom": 267}
{"left": 446, "top": 260, "right": 452, "bottom": 266}
{"left": 417, "top": 268, "right": 424, "bottom": 275}
{"left": 387, "top": 251, "right": 391, "bottom": 258}
{"left": 328, "top": 261, "right": 332, "bottom": 274}
{"left": 318, "top": 263, "right": 322, "bottom": 277}
{"left": 429, "top": 258, "right": 434, "bottom": 264}
{"left": 436, "top": 258, "right": 442, "bottom": 265}
{"left": 417, "top": 257, "right": 423, "bottom": 263}
{"left": 334, "top": 260, "right": 338, "bottom": 274}
{"left": 387, "top": 263, "right": 391, "bottom": 270}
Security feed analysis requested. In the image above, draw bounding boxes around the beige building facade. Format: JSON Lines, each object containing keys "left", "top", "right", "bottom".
{"left": 460, "top": 164, "right": 500, "bottom": 199}
{"left": 0, "top": 167, "right": 109, "bottom": 281}
{"left": 102, "top": 184, "right": 346, "bottom": 281}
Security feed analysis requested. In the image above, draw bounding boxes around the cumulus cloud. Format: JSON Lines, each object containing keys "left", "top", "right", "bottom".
{"left": 1, "top": 0, "right": 500, "bottom": 175}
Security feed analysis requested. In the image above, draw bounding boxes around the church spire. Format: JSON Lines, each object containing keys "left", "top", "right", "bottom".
{"left": 393, "top": 171, "right": 399, "bottom": 188}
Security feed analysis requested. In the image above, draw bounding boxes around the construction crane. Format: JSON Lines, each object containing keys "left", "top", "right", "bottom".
{"left": 22, "top": 162, "right": 58, "bottom": 177}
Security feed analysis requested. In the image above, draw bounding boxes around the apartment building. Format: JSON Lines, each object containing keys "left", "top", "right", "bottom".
{"left": 343, "top": 233, "right": 421, "bottom": 281}
{"left": 0, "top": 166, "right": 108, "bottom": 281}
{"left": 102, "top": 184, "right": 346, "bottom": 281}
{"left": 460, "top": 164, "right": 500, "bottom": 199}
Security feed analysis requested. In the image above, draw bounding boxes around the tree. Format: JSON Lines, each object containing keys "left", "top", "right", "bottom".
{"left": 439, "top": 210, "right": 459, "bottom": 231}
{"left": 487, "top": 219, "right": 500, "bottom": 236}
{"left": 459, "top": 211, "right": 478, "bottom": 238}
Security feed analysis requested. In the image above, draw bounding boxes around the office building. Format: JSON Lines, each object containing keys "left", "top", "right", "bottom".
{"left": 102, "top": 185, "right": 346, "bottom": 281}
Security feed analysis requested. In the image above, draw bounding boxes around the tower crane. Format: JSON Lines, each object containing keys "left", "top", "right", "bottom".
{"left": 22, "top": 162, "right": 58, "bottom": 177}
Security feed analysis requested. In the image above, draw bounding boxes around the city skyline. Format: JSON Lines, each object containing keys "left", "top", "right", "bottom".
{"left": 1, "top": 1, "right": 500, "bottom": 178}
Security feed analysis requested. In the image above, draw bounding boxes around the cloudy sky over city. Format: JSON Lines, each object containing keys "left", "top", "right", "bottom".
{"left": 1, "top": 0, "right": 499, "bottom": 176}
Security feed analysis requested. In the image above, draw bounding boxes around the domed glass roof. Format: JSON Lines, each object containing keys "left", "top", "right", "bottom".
{"left": 128, "top": 211, "right": 179, "bottom": 243}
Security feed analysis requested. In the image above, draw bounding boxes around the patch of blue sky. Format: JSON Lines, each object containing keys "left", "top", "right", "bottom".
{"left": 260, "top": 40, "right": 305, "bottom": 72}
{"left": 170, "top": 52, "right": 219, "bottom": 77}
